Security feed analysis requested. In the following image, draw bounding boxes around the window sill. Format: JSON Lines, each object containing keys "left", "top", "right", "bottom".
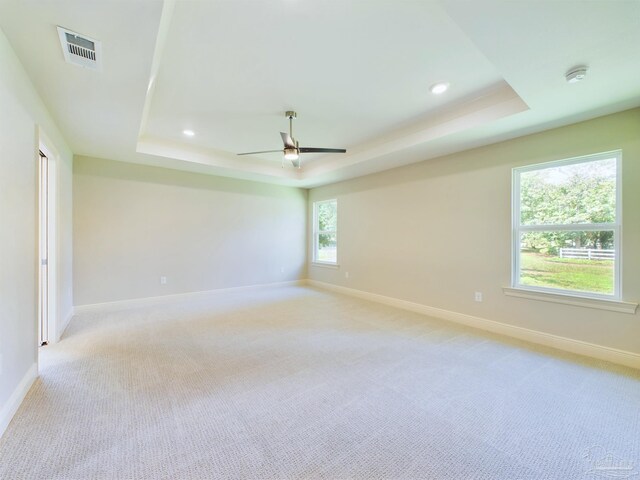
{"left": 311, "top": 262, "right": 340, "bottom": 269}
{"left": 503, "top": 287, "right": 638, "bottom": 314}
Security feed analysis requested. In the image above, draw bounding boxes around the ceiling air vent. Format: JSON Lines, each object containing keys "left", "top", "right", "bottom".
{"left": 57, "top": 26, "right": 102, "bottom": 71}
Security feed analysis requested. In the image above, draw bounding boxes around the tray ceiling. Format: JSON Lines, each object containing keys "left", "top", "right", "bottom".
{"left": 1, "top": 0, "right": 638, "bottom": 187}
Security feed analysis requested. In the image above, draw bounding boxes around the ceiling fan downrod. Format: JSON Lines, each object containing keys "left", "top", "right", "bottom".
{"left": 286, "top": 110, "right": 297, "bottom": 138}
{"left": 284, "top": 111, "right": 301, "bottom": 168}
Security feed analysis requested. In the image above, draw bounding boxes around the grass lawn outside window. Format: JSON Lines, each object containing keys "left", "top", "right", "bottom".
{"left": 519, "top": 251, "right": 614, "bottom": 295}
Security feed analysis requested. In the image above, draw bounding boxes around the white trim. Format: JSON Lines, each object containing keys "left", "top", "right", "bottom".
{"left": 312, "top": 198, "right": 338, "bottom": 265}
{"left": 518, "top": 224, "right": 616, "bottom": 232}
{"left": 503, "top": 287, "right": 637, "bottom": 313}
{"left": 73, "top": 280, "right": 306, "bottom": 315}
{"left": 306, "top": 280, "right": 640, "bottom": 370}
{"left": 511, "top": 150, "right": 622, "bottom": 300}
{"left": 509, "top": 282, "right": 618, "bottom": 303}
{"left": 513, "top": 149, "right": 622, "bottom": 173}
{"left": 311, "top": 262, "right": 340, "bottom": 269}
{"left": 38, "top": 128, "right": 63, "bottom": 346}
{"left": 0, "top": 363, "right": 37, "bottom": 439}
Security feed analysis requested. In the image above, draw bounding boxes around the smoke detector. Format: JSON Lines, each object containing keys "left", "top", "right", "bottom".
{"left": 57, "top": 26, "right": 102, "bottom": 71}
{"left": 565, "top": 66, "right": 588, "bottom": 84}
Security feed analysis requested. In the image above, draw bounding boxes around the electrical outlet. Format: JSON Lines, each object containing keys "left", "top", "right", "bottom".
{"left": 345, "top": 271, "right": 349, "bottom": 279}
{"left": 160, "top": 276, "right": 167, "bottom": 285}
{"left": 474, "top": 292, "right": 483, "bottom": 302}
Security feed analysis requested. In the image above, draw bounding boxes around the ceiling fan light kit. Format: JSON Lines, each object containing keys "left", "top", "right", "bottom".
{"left": 237, "top": 111, "right": 346, "bottom": 169}
{"left": 284, "top": 148, "right": 299, "bottom": 161}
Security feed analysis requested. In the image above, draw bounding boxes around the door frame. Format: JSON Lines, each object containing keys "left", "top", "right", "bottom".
{"left": 38, "top": 130, "right": 58, "bottom": 348}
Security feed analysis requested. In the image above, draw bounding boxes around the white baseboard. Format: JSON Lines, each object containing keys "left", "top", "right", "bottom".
{"left": 306, "top": 280, "right": 640, "bottom": 370}
{"left": 56, "top": 308, "right": 74, "bottom": 342}
{"left": 73, "top": 280, "right": 307, "bottom": 315}
{"left": 0, "top": 363, "right": 37, "bottom": 439}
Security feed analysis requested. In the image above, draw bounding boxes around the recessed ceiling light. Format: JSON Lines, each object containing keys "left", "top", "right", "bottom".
{"left": 183, "top": 129, "right": 195, "bottom": 137}
{"left": 430, "top": 82, "right": 450, "bottom": 95}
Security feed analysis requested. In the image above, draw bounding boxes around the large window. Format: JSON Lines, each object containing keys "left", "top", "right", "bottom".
{"left": 313, "top": 199, "right": 337, "bottom": 265}
{"left": 512, "top": 151, "right": 621, "bottom": 299}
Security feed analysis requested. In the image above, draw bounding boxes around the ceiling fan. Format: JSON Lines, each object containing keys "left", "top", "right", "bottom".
{"left": 237, "top": 111, "right": 346, "bottom": 168}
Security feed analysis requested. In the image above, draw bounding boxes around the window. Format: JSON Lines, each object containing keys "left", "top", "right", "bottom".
{"left": 313, "top": 199, "right": 337, "bottom": 265}
{"left": 512, "top": 151, "right": 621, "bottom": 299}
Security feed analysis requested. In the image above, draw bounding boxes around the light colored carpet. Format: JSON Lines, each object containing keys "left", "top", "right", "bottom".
{"left": 1, "top": 286, "right": 639, "bottom": 479}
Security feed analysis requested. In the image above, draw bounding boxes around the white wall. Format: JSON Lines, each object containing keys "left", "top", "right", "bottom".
{"left": 0, "top": 27, "right": 73, "bottom": 437}
{"left": 56, "top": 141, "right": 74, "bottom": 336}
{"left": 73, "top": 156, "right": 307, "bottom": 306}
{"left": 309, "top": 108, "right": 640, "bottom": 356}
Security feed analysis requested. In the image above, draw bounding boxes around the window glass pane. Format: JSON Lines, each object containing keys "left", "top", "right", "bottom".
{"left": 317, "top": 233, "right": 337, "bottom": 263}
{"left": 519, "top": 231, "right": 614, "bottom": 295}
{"left": 520, "top": 158, "right": 616, "bottom": 226}
{"left": 317, "top": 201, "right": 337, "bottom": 231}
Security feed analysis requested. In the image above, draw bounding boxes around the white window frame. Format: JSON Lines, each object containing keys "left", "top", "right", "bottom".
{"left": 312, "top": 199, "right": 338, "bottom": 265}
{"left": 511, "top": 150, "right": 622, "bottom": 301}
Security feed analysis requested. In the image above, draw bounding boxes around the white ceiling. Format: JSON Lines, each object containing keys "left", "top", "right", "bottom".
{"left": 1, "top": 0, "right": 639, "bottom": 187}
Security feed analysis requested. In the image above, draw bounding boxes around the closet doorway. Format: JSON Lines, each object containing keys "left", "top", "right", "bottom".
{"left": 38, "top": 148, "right": 56, "bottom": 346}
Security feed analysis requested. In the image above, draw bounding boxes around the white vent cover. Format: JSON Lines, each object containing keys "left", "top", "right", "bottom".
{"left": 57, "top": 26, "right": 101, "bottom": 70}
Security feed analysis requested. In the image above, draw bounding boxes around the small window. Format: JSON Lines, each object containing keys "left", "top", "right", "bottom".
{"left": 313, "top": 199, "right": 337, "bottom": 264}
{"left": 512, "top": 151, "right": 621, "bottom": 299}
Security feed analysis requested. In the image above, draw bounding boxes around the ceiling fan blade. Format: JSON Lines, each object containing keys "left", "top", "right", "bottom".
{"left": 280, "top": 132, "right": 295, "bottom": 148}
{"left": 299, "top": 147, "right": 347, "bottom": 154}
{"left": 237, "top": 149, "right": 282, "bottom": 156}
